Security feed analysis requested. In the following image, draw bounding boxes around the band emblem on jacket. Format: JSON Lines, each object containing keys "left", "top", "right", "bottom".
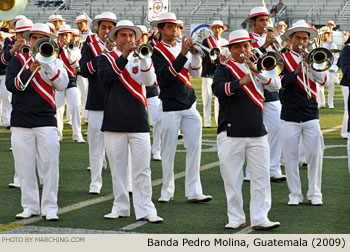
{"left": 225, "top": 59, "right": 264, "bottom": 109}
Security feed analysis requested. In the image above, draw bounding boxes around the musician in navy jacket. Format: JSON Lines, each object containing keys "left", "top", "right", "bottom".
{"left": 79, "top": 12, "right": 118, "bottom": 194}
{"left": 338, "top": 36, "right": 350, "bottom": 173}
{"left": 279, "top": 20, "right": 328, "bottom": 206}
{"left": 5, "top": 23, "right": 69, "bottom": 221}
{"left": 212, "top": 29, "right": 280, "bottom": 231}
{"left": 97, "top": 20, "right": 162, "bottom": 223}
{"left": 151, "top": 12, "right": 212, "bottom": 203}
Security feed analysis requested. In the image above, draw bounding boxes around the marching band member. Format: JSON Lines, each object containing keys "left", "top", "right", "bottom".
{"left": 201, "top": 20, "right": 229, "bottom": 128}
{"left": 326, "top": 20, "right": 336, "bottom": 32}
{"left": 98, "top": 20, "right": 162, "bottom": 223}
{"left": 6, "top": 23, "right": 69, "bottom": 220}
{"left": 45, "top": 22, "right": 56, "bottom": 35}
{"left": 151, "top": 12, "right": 212, "bottom": 203}
{"left": 48, "top": 14, "right": 65, "bottom": 35}
{"left": 137, "top": 24, "right": 162, "bottom": 161}
{"left": 246, "top": 6, "right": 286, "bottom": 182}
{"left": 176, "top": 20, "right": 185, "bottom": 42}
{"left": 279, "top": 20, "right": 328, "bottom": 206}
{"left": 76, "top": 14, "right": 90, "bottom": 37}
{"left": 212, "top": 29, "right": 280, "bottom": 230}
{"left": 79, "top": 12, "right": 118, "bottom": 194}
{"left": 56, "top": 24, "right": 85, "bottom": 143}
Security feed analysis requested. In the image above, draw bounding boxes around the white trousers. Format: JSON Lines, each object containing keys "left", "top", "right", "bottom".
{"left": 87, "top": 110, "right": 105, "bottom": 191}
{"left": 280, "top": 119, "right": 324, "bottom": 202}
{"left": 327, "top": 72, "right": 339, "bottom": 108}
{"left": 104, "top": 132, "right": 157, "bottom": 219}
{"left": 341, "top": 86, "right": 349, "bottom": 138}
{"left": 76, "top": 75, "right": 88, "bottom": 119}
{"left": 202, "top": 77, "right": 213, "bottom": 127}
{"left": 0, "top": 75, "right": 12, "bottom": 127}
{"left": 11, "top": 127, "right": 59, "bottom": 215}
{"left": 159, "top": 102, "right": 204, "bottom": 198}
{"left": 246, "top": 101, "right": 282, "bottom": 178}
{"left": 217, "top": 132, "right": 271, "bottom": 226}
{"left": 317, "top": 85, "right": 326, "bottom": 108}
{"left": 56, "top": 87, "right": 83, "bottom": 140}
{"left": 147, "top": 96, "right": 161, "bottom": 156}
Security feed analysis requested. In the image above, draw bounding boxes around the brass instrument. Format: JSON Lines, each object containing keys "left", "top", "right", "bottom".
{"left": 298, "top": 45, "right": 311, "bottom": 99}
{"left": 66, "top": 42, "right": 75, "bottom": 51}
{"left": 0, "top": 0, "right": 27, "bottom": 21}
{"left": 240, "top": 53, "right": 265, "bottom": 100}
{"left": 133, "top": 43, "right": 153, "bottom": 59}
{"left": 257, "top": 51, "right": 285, "bottom": 78}
{"left": 16, "top": 37, "right": 59, "bottom": 90}
{"left": 190, "top": 30, "right": 221, "bottom": 61}
{"left": 307, "top": 47, "right": 333, "bottom": 72}
{"left": 19, "top": 42, "right": 30, "bottom": 53}
{"left": 104, "top": 34, "right": 116, "bottom": 52}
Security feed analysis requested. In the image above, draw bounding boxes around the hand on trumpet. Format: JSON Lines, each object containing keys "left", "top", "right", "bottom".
{"left": 241, "top": 53, "right": 259, "bottom": 74}
{"left": 239, "top": 73, "right": 258, "bottom": 86}
{"left": 263, "top": 31, "right": 276, "bottom": 49}
{"left": 30, "top": 60, "right": 42, "bottom": 73}
{"left": 121, "top": 41, "right": 136, "bottom": 59}
{"left": 10, "top": 39, "right": 26, "bottom": 55}
{"left": 181, "top": 35, "right": 194, "bottom": 56}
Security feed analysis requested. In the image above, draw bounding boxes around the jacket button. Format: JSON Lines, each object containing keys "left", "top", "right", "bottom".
{"left": 227, "top": 123, "right": 231, "bottom": 127}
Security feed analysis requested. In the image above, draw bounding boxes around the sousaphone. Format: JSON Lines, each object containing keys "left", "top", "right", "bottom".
{"left": 0, "top": 0, "right": 27, "bottom": 21}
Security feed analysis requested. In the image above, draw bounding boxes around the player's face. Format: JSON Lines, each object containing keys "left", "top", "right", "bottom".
{"left": 58, "top": 33, "right": 72, "bottom": 46}
{"left": 29, "top": 33, "right": 47, "bottom": 51}
{"left": 250, "top": 15, "right": 269, "bottom": 35}
{"left": 159, "top": 23, "right": 177, "bottom": 43}
{"left": 290, "top": 31, "right": 309, "bottom": 51}
{"left": 98, "top": 20, "right": 115, "bottom": 42}
{"left": 229, "top": 41, "right": 251, "bottom": 63}
{"left": 114, "top": 28, "right": 136, "bottom": 51}
{"left": 77, "top": 21, "right": 87, "bottom": 32}
{"left": 212, "top": 25, "right": 224, "bottom": 38}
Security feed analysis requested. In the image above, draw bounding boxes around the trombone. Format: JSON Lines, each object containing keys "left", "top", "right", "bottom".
{"left": 16, "top": 37, "right": 58, "bottom": 90}
{"left": 240, "top": 53, "right": 265, "bottom": 100}
{"left": 298, "top": 45, "right": 311, "bottom": 99}
{"left": 256, "top": 51, "right": 285, "bottom": 78}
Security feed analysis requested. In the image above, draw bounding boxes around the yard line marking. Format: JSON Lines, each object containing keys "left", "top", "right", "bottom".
{"left": 234, "top": 227, "right": 253, "bottom": 234}
{"left": 120, "top": 221, "right": 148, "bottom": 231}
{"left": 321, "top": 125, "right": 342, "bottom": 134}
{"left": 0, "top": 161, "right": 220, "bottom": 233}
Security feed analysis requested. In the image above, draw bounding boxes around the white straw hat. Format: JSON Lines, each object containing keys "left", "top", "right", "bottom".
{"left": 71, "top": 28, "right": 80, "bottom": 36}
{"left": 283, "top": 20, "right": 317, "bottom": 40}
{"left": 136, "top": 25, "right": 148, "bottom": 35}
{"left": 224, "top": 29, "right": 256, "bottom": 46}
{"left": 249, "top": 6, "right": 270, "bottom": 19}
{"left": 150, "top": 12, "right": 179, "bottom": 27}
{"left": 92, "top": 12, "right": 118, "bottom": 26}
{"left": 15, "top": 19, "right": 33, "bottom": 33}
{"left": 109, "top": 20, "right": 142, "bottom": 42}
{"left": 49, "top": 14, "right": 65, "bottom": 21}
{"left": 57, "top": 24, "right": 72, "bottom": 35}
{"left": 23, "top": 23, "right": 57, "bottom": 40}
{"left": 76, "top": 14, "right": 88, "bottom": 23}
{"left": 9, "top": 15, "right": 27, "bottom": 29}
{"left": 209, "top": 20, "right": 228, "bottom": 31}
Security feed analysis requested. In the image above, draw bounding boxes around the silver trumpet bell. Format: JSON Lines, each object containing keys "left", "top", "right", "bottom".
{"left": 133, "top": 43, "right": 153, "bottom": 59}
{"left": 19, "top": 43, "right": 30, "bottom": 54}
{"left": 307, "top": 47, "right": 333, "bottom": 72}
{"left": 257, "top": 51, "right": 285, "bottom": 78}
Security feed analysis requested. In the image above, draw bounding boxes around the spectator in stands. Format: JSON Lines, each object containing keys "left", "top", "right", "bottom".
{"left": 276, "top": 0, "right": 286, "bottom": 13}
{"left": 270, "top": 5, "right": 278, "bottom": 25}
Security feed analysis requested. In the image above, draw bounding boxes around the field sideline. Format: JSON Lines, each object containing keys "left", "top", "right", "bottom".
{"left": 0, "top": 77, "right": 349, "bottom": 234}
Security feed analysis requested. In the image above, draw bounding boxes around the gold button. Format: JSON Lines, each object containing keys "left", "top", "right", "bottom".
{"left": 227, "top": 123, "right": 231, "bottom": 127}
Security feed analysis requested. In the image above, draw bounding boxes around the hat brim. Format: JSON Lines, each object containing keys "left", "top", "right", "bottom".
{"left": 92, "top": 18, "right": 118, "bottom": 26}
{"left": 14, "top": 27, "right": 32, "bottom": 33}
{"left": 249, "top": 13, "right": 271, "bottom": 19}
{"left": 224, "top": 38, "right": 256, "bottom": 47}
{"left": 22, "top": 30, "right": 57, "bottom": 40}
{"left": 109, "top": 26, "right": 142, "bottom": 42}
{"left": 283, "top": 27, "right": 317, "bottom": 40}
{"left": 209, "top": 24, "right": 228, "bottom": 31}
{"left": 150, "top": 19, "right": 178, "bottom": 27}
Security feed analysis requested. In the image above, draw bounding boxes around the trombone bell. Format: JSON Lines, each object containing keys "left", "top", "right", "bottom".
{"left": 307, "top": 47, "right": 333, "bottom": 71}
{"left": 0, "top": 0, "right": 27, "bottom": 21}
{"left": 257, "top": 51, "right": 285, "bottom": 78}
{"left": 34, "top": 37, "right": 59, "bottom": 64}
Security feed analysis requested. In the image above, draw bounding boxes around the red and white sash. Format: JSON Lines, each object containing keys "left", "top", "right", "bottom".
{"left": 225, "top": 59, "right": 264, "bottom": 110}
{"left": 87, "top": 34, "right": 105, "bottom": 58}
{"left": 16, "top": 53, "right": 56, "bottom": 108}
{"left": 59, "top": 49, "right": 76, "bottom": 77}
{"left": 154, "top": 42, "right": 193, "bottom": 89}
{"left": 281, "top": 51, "right": 317, "bottom": 99}
{"left": 102, "top": 51, "right": 147, "bottom": 109}
{"left": 206, "top": 36, "right": 222, "bottom": 63}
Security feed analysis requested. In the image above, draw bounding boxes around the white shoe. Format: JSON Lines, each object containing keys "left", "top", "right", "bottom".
{"left": 16, "top": 211, "right": 38, "bottom": 219}
{"left": 8, "top": 183, "right": 20, "bottom": 188}
{"left": 187, "top": 194, "right": 212, "bottom": 203}
{"left": 225, "top": 222, "right": 246, "bottom": 229}
{"left": 288, "top": 199, "right": 302, "bottom": 206}
{"left": 270, "top": 174, "right": 286, "bottom": 182}
{"left": 104, "top": 213, "right": 126, "bottom": 219}
{"left": 73, "top": 135, "right": 86, "bottom": 143}
{"left": 45, "top": 214, "right": 59, "bottom": 221}
{"left": 204, "top": 123, "right": 211, "bottom": 128}
{"left": 89, "top": 188, "right": 100, "bottom": 194}
{"left": 252, "top": 221, "right": 280, "bottom": 230}
{"left": 152, "top": 154, "right": 162, "bottom": 161}
{"left": 158, "top": 195, "right": 174, "bottom": 203}
{"left": 142, "top": 214, "right": 163, "bottom": 223}
{"left": 311, "top": 199, "right": 323, "bottom": 206}
{"left": 87, "top": 166, "right": 91, "bottom": 171}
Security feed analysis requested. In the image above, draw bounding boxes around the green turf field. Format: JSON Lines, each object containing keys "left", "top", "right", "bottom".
{"left": 0, "top": 78, "right": 349, "bottom": 234}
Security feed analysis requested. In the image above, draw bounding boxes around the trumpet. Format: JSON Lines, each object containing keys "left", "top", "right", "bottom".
{"left": 19, "top": 42, "right": 30, "bottom": 54}
{"left": 16, "top": 37, "right": 58, "bottom": 90}
{"left": 133, "top": 43, "right": 153, "bottom": 59}
{"left": 190, "top": 30, "right": 221, "bottom": 61}
{"left": 240, "top": 53, "right": 265, "bottom": 100}
{"left": 65, "top": 42, "right": 76, "bottom": 51}
{"left": 104, "top": 34, "right": 116, "bottom": 52}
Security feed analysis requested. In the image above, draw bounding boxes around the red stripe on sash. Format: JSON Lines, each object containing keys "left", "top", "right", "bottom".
{"left": 59, "top": 50, "right": 76, "bottom": 77}
{"left": 225, "top": 59, "right": 264, "bottom": 110}
{"left": 102, "top": 52, "right": 147, "bottom": 109}
{"left": 282, "top": 52, "right": 317, "bottom": 99}
{"left": 1, "top": 53, "right": 9, "bottom": 65}
{"left": 154, "top": 42, "right": 193, "bottom": 89}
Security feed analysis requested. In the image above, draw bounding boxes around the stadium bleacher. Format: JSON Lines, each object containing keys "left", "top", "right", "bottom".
{"left": 22, "top": 0, "right": 350, "bottom": 33}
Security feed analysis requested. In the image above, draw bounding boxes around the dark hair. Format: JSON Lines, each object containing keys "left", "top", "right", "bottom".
{"left": 290, "top": 31, "right": 310, "bottom": 38}
{"left": 250, "top": 16, "right": 259, "bottom": 22}
{"left": 157, "top": 23, "right": 166, "bottom": 29}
